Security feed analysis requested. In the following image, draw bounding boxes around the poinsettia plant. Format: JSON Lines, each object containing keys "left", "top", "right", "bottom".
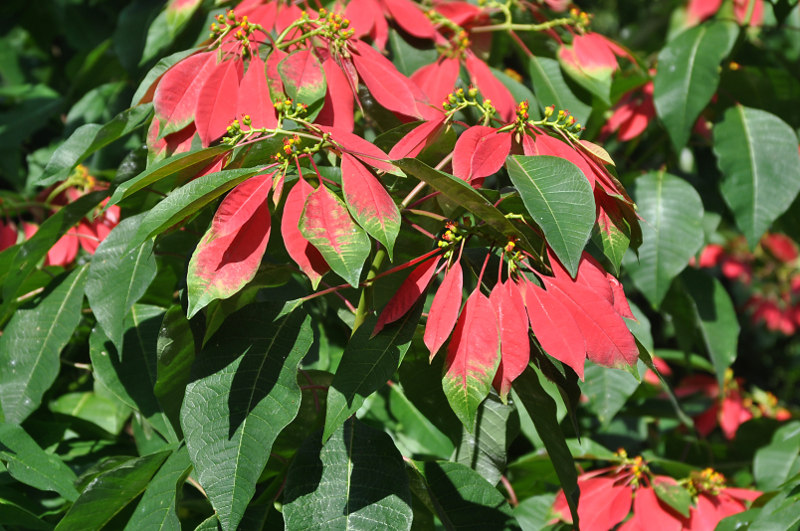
{"left": 1, "top": 0, "right": 799, "bottom": 529}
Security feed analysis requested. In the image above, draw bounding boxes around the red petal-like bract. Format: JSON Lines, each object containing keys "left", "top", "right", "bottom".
{"left": 374, "top": 254, "right": 441, "bottom": 335}
{"left": 278, "top": 48, "right": 326, "bottom": 102}
{"left": 432, "top": 0, "right": 488, "bottom": 27}
{"left": 442, "top": 288, "right": 500, "bottom": 430}
{"left": 345, "top": 0, "right": 388, "bottom": 50}
{"left": 352, "top": 40, "right": 421, "bottom": 119}
{"left": 553, "top": 477, "right": 632, "bottom": 530}
{"left": 265, "top": 48, "right": 287, "bottom": 100}
{"left": 187, "top": 175, "right": 273, "bottom": 316}
{"left": 154, "top": 51, "right": 217, "bottom": 137}
{"left": 464, "top": 53, "right": 516, "bottom": 122}
{"left": 237, "top": 55, "right": 276, "bottom": 129}
{"left": 550, "top": 250, "right": 635, "bottom": 319}
{"left": 382, "top": 0, "right": 437, "bottom": 40}
{"left": 411, "top": 57, "right": 460, "bottom": 112}
{"left": 424, "top": 260, "right": 463, "bottom": 360}
{"left": 618, "top": 487, "right": 683, "bottom": 531}
{"left": 490, "top": 281, "right": 530, "bottom": 399}
{"left": 44, "top": 226, "right": 80, "bottom": 267}
{"left": 281, "top": 177, "right": 329, "bottom": 288}
{"left": 340, "top": 153, "right": 400, "bottom": 255}
{"left": 316, "top": 58, "right": 355, "bottom": 132}
{"left": 542, "top": 276, "right": 638, "bottom": 369}
{"left": 316, "top": 125, "right": 397, "bottom": 174}
{"left": 452, "top": 126, "right": 511, "bottom": 183}
{"left": 388, "top": 116, "right": 445, "bottom": 160}
{"left": 522, "top": 279, "right": 586, "bottom": 378}
{"left": 195, "top": 59, "right": 242, "bottom": 146}
{"left": 211, "top": 172, "right": 275, "bottom": 238}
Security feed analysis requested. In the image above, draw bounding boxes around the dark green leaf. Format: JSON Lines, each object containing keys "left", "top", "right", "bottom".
{"left": 514, "top": 494, "right": 557, "bottom": 531}
{"left": 678, "top": 268, "right": 739, "bottom": 385}
{"left": 454, "top": 393, "right": 519, "bottom": 486}
{"left": 512, "top": 366, "right": 579, "bottom": 527}
{"left": 283, "top": 418, "right": 413, "bottom": 531}
{"left": 410, "top": 460, "right": 516, "bottom": 530}
{"left": 55, "top": 450, "right": 172, "bottom": 531}
{"left": 507, "top": 155, "right": 595, "bottom": 277}
{"left": 155, "top": 305, "right": 196, "bottom": 438}
{"left": 324, "top": 308, "right": 421, "bottom": 442}
{"left": 0, "top": 422, "right": 79, "bottom": 501}
{"left": 129, "top": 167, "right": 265, "bottom": 249}
{"left": 396, "top": 158, "right": 535, "bottom": 254}
{"left": 653, "top": 21, "right": 738, "bottom": 150}
{"left": 0, "top": 498, "right": 52, "bottom": 530}
{"left": 89, "top": 305, "right": 177, "bottom": 442}
{"left": 653, "top": 480, "right": 692, "bottom": 518}
{"left": 579, "top": 362, "right": 640, "bottom": 427}
{"left": 0, "top": 266, "right": 89, "bottom": 423}
{"left": 754, "top": 421, "right": 800, "bottom": 491}
{"left": 388, "top": 383, "right": 454, "bottom": 459}
{"left": 125, "top": 446, "right": 192, "bottom": 531}
{"left": 180, "top": 303, "right": 313, "bottom": 531}
{"left": 108, "top": 145, "right": 231, "bottom": 205}
{"left": 527, "top": 56, "right": 590, "bottom": 126}
{"left": 623, "top": 172, "right": 704, "bottom": 308}
{"left": 37, "top": 105, "right": 153, "bottom": 188}
{"left": 714, "top": 105, "right": 800, "bottom": 247}
{"left": 86, "top": 213, "right": 157, "bottom": 351}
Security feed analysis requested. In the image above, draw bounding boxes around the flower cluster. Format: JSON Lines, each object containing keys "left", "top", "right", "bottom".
{"left": 551, "top": 451, "right": 761, "bottom": 530}
{"left": 696, "top": 232, "right": 800, "bottom": 335}
{"left": 0, "top": 166, "right": 119, "bottom": 267}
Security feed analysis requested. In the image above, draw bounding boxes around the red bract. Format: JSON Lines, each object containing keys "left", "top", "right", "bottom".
{"left": 424, "top": 260, "right": 463, "bottom": 360}
{"left": 388, "top": 116, "right": 446, "bottom": 160}
{"left": 0, "top": 220, "right": 17, "bottom": 250}
{"left": 552, "top": 475, "right": 633, "bottom": 531}
{"left": 686, "top": 0, "right": 764, "bottom": 25}
{"left": 442, "top": 288, "right": 500, "bottom": 430}
{"left": 195, "top": 59, "right": 243, "bottom": 146}
{"left": 464, "top": 52, "right": 517, "bottom": 122}
{"left": 411, "top": 57, "right": 461, "bottom": 114}
{"left": 316, "top": 125, "right": 397, "bottom": 174}
{"left": 374, "top": 254, "right": 441, "bottom": 335}
{"left": 559, "top": 32, "right": 630, "bottom": 79}
{"left": 281, "top": 177, "right": 330, "bottom": 288}
{"left": 237, "top": 54, "right": 277, "bottom": 130}
{"left": 451, "top": 125, "right": 512, "bottom": 183}
{"left": 600, "top": 81, "right": 655, "bottom": 142}
{"left": 761, "top": 232, "right": 798, "bottom": 263}
{"left": 187, "top": 172, "right": 274, "bottom": 315}
{"left": 153, "top": 51, "right": 218, "bottom": 137}
{"left": 351, "top": 40, "right": 422, "bottom": 120}
{"left": 489, "top": 280, "right": 529, "bottom": 400}
{"left": 316, "top": 57, "right": 355, "bottom": 132}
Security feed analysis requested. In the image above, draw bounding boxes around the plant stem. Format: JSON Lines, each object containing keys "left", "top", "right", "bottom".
{"left": 351, "top": 246, "right": 386, "bottom": 334}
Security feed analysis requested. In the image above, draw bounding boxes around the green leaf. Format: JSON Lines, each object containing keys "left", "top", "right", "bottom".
{"left": 395, "top": 158, "right": 535, "bottom": 254}
{"left": 754, "top": 421, "right": 800, "bottom": 491}
{"left": 741, "top": 473, "right": 800, "bottom": 531}
{"left": 36, "top": 104, "right": 153, "bottom": 188}
{"left": 714, "top": 105, "right": 800, "bottom": 247}
{"left": 180, "top": 303, "right": 313, "bottom": 531}
{"left": 89, "top": 305, "right": 177, "bottom": 442}
{"left": 55, "top": 450, "right": 172, "bottom": 531}
{"left": 506, "top": 155, "right": 595, "bottom": 277}
{"left": 324, "top": 308, "right": 421, "bottom": 442}
{"left": 514, "top": 494, "right": 557, "bottom": 531}
{"left": 527, "top": 56, "right": 590, "bottom": 126}
{"left": 130, "top": 167, "right": 264, "bottom": 249}
{"left": 49, "top": 390, "right": 131, "bottom": 436}
{"left": 669, "top": 269, "right": 740, "bottom": 385}
{"left": 86, "top": 213, "right": 157, "bottom": 351}
{"left": 0, "top": 191, "right": 105, "bottom": 320}
{"left": 410, "top": 460, "right": 516, "bottom": 530}
{"left": 454, "top": 392, "right": 519, "bottom": 486}
{"left": 0, "top": 422, "right": 79, "bottom": 501}
{"left": 388, "top": 30, "right": 438, "bottom": 76}
{"left": 579, "top": 362, "right": 640, "bottom": 427}
{"left": 623, "top": 172, "right": 704, "bottom": 308}
{"left": 653, "top": 21, "right": 738, "bottom": 151}
{"left": 125, "top": 446, "right": 192, "bottom": 531}
{"left": 108, "top": 145, "right": 230, "bottom": 206}
{"left": 283, "top": 418, "right": 413, "bottom": 531}
{"left": 0, "top": 266, "right": 89, "bottom": 423}
{"left": 512, "top": 366, "right": 579, "bottom": 527}
{"left": 0, "top": 498, "right": 52, "bottom": 530}
{"left": 653, "top": 480, "right": 692, "bottom": 518}
{"left": 155, "top": 305, "right": 196, "bottom": 437}
{"left": 387, "top": 383, "right": 454, "bottom": 460}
